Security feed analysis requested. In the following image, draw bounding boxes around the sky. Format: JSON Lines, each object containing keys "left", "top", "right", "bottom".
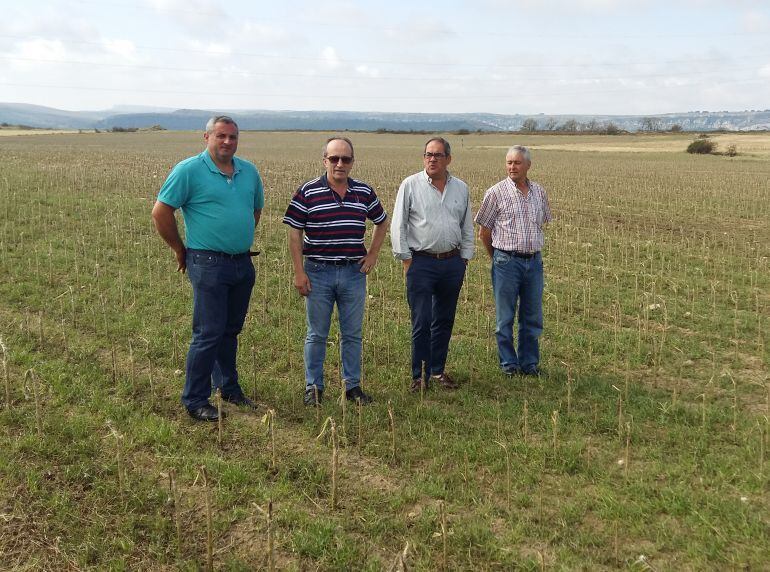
{"left": 1, "top": 0, "right": 769, "bottom": 115}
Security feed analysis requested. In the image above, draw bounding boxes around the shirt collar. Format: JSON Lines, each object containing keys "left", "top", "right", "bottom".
{"left": 201, "top": 150, "right": 240, "bottom": 176}
{"left": 423, "top": 169, "right": 453, "bottom": 187}
{"left": 320, "top": 172, "right": 352, "bottom": 191}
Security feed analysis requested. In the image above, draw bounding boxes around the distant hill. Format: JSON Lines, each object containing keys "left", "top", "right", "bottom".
{"left": 1, "top": 102, "right": 769, "bottom": 132}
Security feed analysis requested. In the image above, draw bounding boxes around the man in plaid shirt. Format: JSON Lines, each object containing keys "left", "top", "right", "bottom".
{"left": 475, "top": 145, "right": 552, "bottom": 376}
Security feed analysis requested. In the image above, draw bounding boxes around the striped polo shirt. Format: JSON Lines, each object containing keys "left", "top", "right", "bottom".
{"left": 283, "top": 174, "right": 387, "bottom": 261}
{"left": 475, "top": 178, "right": 552, "bottom": 253}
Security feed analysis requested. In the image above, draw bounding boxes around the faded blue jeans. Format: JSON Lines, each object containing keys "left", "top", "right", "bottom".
{"left": 303, "top": 259, "right": 366, "bottom": 391}
{"left": 182, "top": 249, "right": 254, "bottom": 410}
{"left": 491, "top": 249, "right": 544, "bottom": 374}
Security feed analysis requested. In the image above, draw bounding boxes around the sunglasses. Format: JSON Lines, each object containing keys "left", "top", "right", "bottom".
{"left": 326, "top": 155, "right": 353, "bottom": 165}
{"left": 423, "top": 152, "right": 448, "bottom": 159}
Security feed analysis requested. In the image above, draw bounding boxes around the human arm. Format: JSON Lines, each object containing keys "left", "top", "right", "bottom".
{"left": 359, "top": 221, "right": 388, "bottom": 274}
{"left": 288, "top": 227, "right": 311, "bottom": 296}
{"left": 459, "top": 184, "right": 475, "bottom": 262}
{"left": 389, "top": 180, "right": 412, "bottom": 262}
{"left": 151, "top": 200, "right": 187, "bottom": 273}
{"left": 479, "top": 225, "right": 494, "bottom": 257}
{"left": 254, "top": 209, "right": 262, "bottom": 227}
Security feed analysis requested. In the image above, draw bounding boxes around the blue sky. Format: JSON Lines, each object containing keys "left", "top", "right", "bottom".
{"left": 1, "top": 0, "right": 768, "bottom": 114}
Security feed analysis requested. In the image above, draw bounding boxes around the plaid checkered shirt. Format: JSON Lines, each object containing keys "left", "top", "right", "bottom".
{"left": 474, "top": 178, "right": 552, "bottom": 253}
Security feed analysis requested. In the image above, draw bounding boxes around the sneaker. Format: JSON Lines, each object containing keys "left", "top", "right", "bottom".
{"left": 431, "top": 372, "right": 459, "bottom": 390}
{"left": 304, "top": 385, "right": 324, "bottom": 407}
{"left": 345, "top": 386, "right": 373, "bottom": 405}
{"left": 521, "top": 367, "right": 541, "bottom": 377}
{"left": 502, "top": 367, "right": 521, "bottom": 376}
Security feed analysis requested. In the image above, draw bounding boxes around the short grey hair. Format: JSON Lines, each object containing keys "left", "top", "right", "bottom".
{"left": 425, "top": 137, "right": 451, "bottom": 156}
{"left": 323, "top": 136, "right": 355, "bottom": 158}
{"left": 506, "top": 145, "right": 531, "bottom": 162}
{"left": 206, "top": 115, "right": 238, "bottom": 134}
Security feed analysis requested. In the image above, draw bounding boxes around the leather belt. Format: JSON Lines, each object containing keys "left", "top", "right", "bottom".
{"left": 411, "top": 248, "right": 460, "bottom": 260}
{"left": 498, "top": 249, "right": 537, "bottom": 259}
{"left": 188, "top": 248, "right": 250, "bottom": 259}
{"left": 307, "top": 258, "right": 360, "bottom": 266}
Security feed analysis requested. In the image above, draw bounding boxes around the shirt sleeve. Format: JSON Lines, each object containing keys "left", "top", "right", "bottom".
{"left": 282, "top": 186, "right": 309, "bottom": 229}
{"left": 366, "top": 188, "right": 388, "bottom": 224}
{"left": 459, "top": 185, "right": 475, "bottom": 260}
{"left": 474, "top": 186, "right": 499, "bottom": 230}
{"left": 157, "top": 161, "right": 191, "bottom": 208}
{"left": 389, "top": 179, "right": 412, "bottom": 259}
{"left": 541, "top": 186, "right": 553, "bottom": 225}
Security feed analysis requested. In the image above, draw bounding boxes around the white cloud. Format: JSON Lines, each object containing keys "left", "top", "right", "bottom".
{"left": 355, "top": 65, "right": 380, "bottom": 78}
{"left": 321, "top": 46, "right": 341, "bottom": 69}
{"left": 239, "top": 22, "right": 289, "bottom": 44}
{"left": 102, "top": 39, "right": 137, "bottom": 61}
{"left": 741, "top": 10, "right": 770, "bottom": 33}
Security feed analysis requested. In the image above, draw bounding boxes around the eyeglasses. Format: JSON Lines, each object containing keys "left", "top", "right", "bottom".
{"left": 423, "top": 152, "right": 448, "bottom": 159}
{"left": 326, "top": 155, "right": 353, "bottom": 164}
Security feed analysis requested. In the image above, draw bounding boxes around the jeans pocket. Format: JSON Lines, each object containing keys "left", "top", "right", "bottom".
{"left": 493, "top": 250, "right": 511, "bottom": 266}
{"left": 191, "top": 253, "right": 218, "bottom": 267}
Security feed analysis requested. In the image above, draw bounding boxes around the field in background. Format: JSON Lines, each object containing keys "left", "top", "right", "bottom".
{"left": 1, "top": 131, "right": 768, "bottom": 570}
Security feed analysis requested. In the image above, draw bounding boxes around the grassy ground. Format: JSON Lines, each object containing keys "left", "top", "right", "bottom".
{"left": 0, "top": 131, "right": 768, "bottom": 570}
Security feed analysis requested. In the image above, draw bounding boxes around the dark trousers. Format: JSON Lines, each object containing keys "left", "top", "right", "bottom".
{"left": 182, "top": 249, "right": 255, "bottom": 410}
{"left": 406, "top": 255, "right": 466, "bottom": 380}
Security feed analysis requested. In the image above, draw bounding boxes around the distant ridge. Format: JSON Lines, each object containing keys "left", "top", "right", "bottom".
{"left": 1, "top": 103, "right": 769, "bottom": 132}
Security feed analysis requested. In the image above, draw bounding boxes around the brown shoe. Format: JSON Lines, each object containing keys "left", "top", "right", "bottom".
{"left": 410, "top": 377, "right": 428, "bottom": 393}
{"left": 432, "top": 372, "right": 459, "bottom": 390}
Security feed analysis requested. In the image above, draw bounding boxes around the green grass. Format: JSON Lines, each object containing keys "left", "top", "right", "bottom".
{"left": 0, "top": 131, "right": 768, "bottom": 570}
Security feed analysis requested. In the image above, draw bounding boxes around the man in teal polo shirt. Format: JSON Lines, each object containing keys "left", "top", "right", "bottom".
{"left": 152, "top": 115, "right": 264, "bottom": 421}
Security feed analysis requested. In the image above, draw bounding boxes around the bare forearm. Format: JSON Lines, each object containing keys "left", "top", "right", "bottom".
{"left": 479, "top": 226, "right": 494, "bottom": 257}
{"left": 287, "top": 228, "right": 305, "bottom": 273}
{"left": 152, "top": 202, "right": 184, "bottom": 252}
{"left": 368, "top": 222, "right": 388, "bottom": 257}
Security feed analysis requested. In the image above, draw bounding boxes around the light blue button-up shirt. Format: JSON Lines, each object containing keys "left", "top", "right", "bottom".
{"left": 390, "top": 170, "right": 475, "bottom": 260}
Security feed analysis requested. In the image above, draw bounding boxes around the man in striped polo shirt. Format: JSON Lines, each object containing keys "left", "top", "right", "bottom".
{"left": 284, "top": 137, "right": 388, "bottom": 406}
{"left": 475, "top": 145, "right": 552, "bottom": 376}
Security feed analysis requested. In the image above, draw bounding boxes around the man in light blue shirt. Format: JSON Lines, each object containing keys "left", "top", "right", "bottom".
{"left": 152, "top": 115, "right": 264, "bottom": 421}
{"left": 391, "top": 137, "right": 474, "bottom": 393}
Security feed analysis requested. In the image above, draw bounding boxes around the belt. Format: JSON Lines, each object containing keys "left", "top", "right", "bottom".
{"left": 188, "top": 248, "right": 250, "bottom": 259}
{"left": 411, "top": 248, "right": 460, "bottom": 260}
{"left": 307, "top": 257, "right": 360, "bottom": 266}
{"left": 498, "top": 249, "right": 538, "bottom": 259}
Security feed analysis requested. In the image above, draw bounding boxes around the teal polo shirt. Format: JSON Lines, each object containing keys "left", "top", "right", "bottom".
{"left": 158, "top": 150, "right": 264, "bottom": 254}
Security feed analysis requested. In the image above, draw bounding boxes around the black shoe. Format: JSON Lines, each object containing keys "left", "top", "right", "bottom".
{"left": 522, "top": 367, "right": 541, "bottom": 377}
{"left": 304, "top": 386, "right": 324, "bottom": 407}
{"left": 345, "top": 386, "right": 373, "bottom": 405}
{"left": 187, "top": 403, "right": 225, "bottom": 422}
{"left": 222, "top": 394, "right": 258, "bottom": 410}
{"left": 503, "top": 367, "right": 521, "bottom": 376}
{"left": 410, "top": 377, "right": 429, "bottom": 393}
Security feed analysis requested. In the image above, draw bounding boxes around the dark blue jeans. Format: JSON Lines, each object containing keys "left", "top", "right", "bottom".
{"left": 406, "top": 255, "right": 466, "bottom": 380}
{"left": 182, "top": 249, "right": 255, "bottom": 410}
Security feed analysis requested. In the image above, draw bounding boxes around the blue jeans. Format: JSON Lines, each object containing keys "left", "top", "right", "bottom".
{"left": 182, "top": 249, "right": 255, "bottom": 409}
{"left": 304, "top": 260, "right": 366, "bottom": 391}
{"left": 406, "top": 255, "right": 466, "bottom": 380}
{"left": 491, "top": 249, "right": 544, "bottom": 373}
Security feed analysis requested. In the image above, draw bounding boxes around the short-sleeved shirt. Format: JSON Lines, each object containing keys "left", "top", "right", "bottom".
{"left": 474, "top": 178, "right": 552, "bottom": 253}
{"left": 282, "top": 174, "right": 387, "bottom": 261}
{"left": 158, "top": 150, "right": 264, "bottom": 254}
